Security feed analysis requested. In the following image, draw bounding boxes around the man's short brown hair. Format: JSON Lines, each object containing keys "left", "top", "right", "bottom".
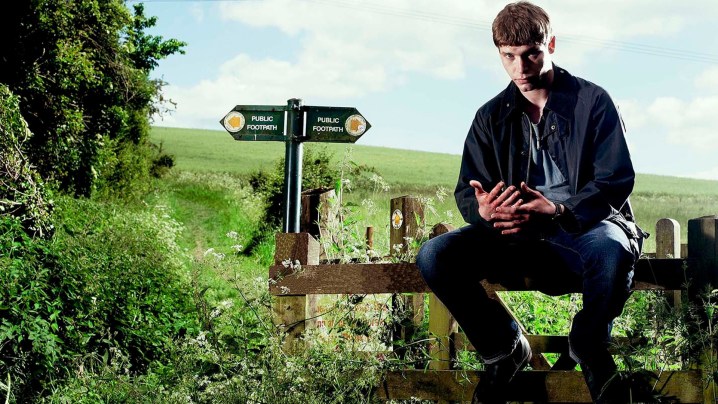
{"left": 492, "top": 1, "right": 552, "bottom": 47}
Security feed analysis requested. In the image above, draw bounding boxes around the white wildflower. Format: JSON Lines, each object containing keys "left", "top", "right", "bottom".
{"left": 226, "top": 230, "right": 239, "bottom": 240}
{"left": 435, "top": 186, "right": 449, "bottom": 202}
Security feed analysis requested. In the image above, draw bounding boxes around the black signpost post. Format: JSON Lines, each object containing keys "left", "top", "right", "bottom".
{"left": 220, "top": 98, "right": 371, "bottom": 233}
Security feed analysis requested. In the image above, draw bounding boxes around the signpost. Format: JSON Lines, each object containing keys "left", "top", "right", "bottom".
{"left": 220, "top": 98, "right": 371, "bottom": 233}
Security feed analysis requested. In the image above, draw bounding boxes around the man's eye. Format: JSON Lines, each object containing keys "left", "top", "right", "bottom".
{"left": 504, "top": 54, "right": 514, "bottom": 59}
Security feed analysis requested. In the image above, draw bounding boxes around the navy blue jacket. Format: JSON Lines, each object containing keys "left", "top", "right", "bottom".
{"left": 456, "top": 66, "right": 643, "bottom": 239}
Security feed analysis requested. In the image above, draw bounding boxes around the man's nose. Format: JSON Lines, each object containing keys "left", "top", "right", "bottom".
{"left": 516, "top": 57, "right": 529, "bottom": 73}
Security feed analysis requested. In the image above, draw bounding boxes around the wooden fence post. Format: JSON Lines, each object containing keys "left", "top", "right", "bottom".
{"left": 300, "top": 188, "right": 334, "bottom": 333}
{"left": 426, "top": 223, "right": 457, "bottom": 371}
{"left": 390, "top": 196, "right": 426, "bottom": 350}
{"left": 687, "top": 215, "right": 718, "bottom": 404}
{"left": 390, "top": 195, "right": 425, "bottom": 256}
{"left": 300, "top": 187, "right": 335, "bottom": 245}
{"left": 272, "top": 232, "right": 320, "bottom": 352}
{"left": 656, "top": 218, "right": 682, "bottom": 306}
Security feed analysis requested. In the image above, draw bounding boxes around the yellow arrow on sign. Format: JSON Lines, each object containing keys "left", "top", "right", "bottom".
{"left": 223, "top": 111, "right": 245, "bottom": 133}
{"left": 227, "top": 115, "right": 242, "bottom": 129}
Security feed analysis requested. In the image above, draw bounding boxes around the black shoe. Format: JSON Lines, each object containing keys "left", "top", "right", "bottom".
{"left": 581, "top": 354, "right": 621, "bottom": 404}
{"left": 472, "top": 334, "right": 532, "bottom": 404}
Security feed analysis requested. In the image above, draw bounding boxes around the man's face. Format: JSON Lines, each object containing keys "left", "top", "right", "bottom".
{"left": 498, "top": 36, "right": 555, "bottom": 92}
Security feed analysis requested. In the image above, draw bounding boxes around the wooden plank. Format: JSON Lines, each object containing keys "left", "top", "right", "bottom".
{"left": 269, "top": 258, "right": 689, "bottom": 295}
{"left": 375, "top": 370, "right": 703, "bottom": 403}
{"left": 454, "top": 333, "right": 645, "bottom": 356}
{"left": 270, "top": 262, "right": 430, "bottom": 295}
{"left": 428, "top": 293, "right": 455, "bottom": 370}
{"left": 488, "top": 291, "right": 552, "bottom": 370}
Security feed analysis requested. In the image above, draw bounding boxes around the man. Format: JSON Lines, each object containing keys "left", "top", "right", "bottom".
{"left": 416, "top": 2, "right": 647, "bottom": 403}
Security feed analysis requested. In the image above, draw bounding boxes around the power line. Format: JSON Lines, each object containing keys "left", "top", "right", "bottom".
{"left": 307, "top": 0, "right": 718, "bottom": 64}
{"left": 133, "top": 0, "right": 718, "bottom": 64}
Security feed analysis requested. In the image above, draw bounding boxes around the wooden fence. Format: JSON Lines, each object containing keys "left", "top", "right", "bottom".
{"left": 271, "top": 194, "right": 718, "bottom": 403}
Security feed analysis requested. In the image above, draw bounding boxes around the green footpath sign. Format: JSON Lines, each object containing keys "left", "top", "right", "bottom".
{"left": 304, "top": 106, "right": 370, "bottom": 143}
{"left": 221, "top": 105, "right": 286, "bottom": 141}
{"left": 220, "top": 104, "right": 370, "bottom": 143}
{"left": 219, "top": 99, "right": 372, "bottom": 234}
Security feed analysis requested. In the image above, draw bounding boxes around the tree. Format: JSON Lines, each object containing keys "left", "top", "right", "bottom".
{"left": 0, "top": 0, "right": 185, "bottom": 197}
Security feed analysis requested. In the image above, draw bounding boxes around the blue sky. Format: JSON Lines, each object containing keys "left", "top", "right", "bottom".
{"left": 141, "top": 0, "right": 718, "bottom": 181}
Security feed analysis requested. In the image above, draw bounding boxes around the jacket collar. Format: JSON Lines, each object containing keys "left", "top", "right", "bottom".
{"left": 498, "top": 64, "right": 577, "bottom": 122}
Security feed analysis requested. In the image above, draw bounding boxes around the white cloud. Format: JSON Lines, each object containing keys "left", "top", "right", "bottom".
{"left": 645, "top": 96, "right": 718, "bottom": 152}
{"left": 210, "top": 0, "right": 718, "bottom": 94}
{"left": 158, "top": 0, "right": 718, "bottom": 145}
{"left": 218, "top": 0, "right": 488, "bottom": 80}
{"left": 615, "top": 99, "right": 647, "bottom": 130}
{"left": 189, "top": 4, "right": 204, "bottom": 23}
{"left": 157, "top": 52, "right": 389, "bottom": 129}
{"left": 695, "top": 66, "right": 718, "bottom": 91}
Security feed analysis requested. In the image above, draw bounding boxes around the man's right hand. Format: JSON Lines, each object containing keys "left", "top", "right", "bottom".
{"left": 469, "top": 180, "right": 523, "bottom": 223}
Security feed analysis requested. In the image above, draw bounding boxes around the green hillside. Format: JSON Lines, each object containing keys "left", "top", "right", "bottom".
{"left": 151, "top": 126, "right": 718, "bottom": 194}
{"left": 151, "top": 126, "right": 460, "bottom": 187}
{"left": 151, "top": 126, "right": 718, "bottom": 253}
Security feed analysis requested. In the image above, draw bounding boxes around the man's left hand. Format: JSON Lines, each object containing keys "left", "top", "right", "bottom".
{"left": 492, "top": 182, "right": 557, "bottom": 235}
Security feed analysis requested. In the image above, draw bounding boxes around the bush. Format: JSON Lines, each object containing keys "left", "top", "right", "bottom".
{"left": 0, "top": 198, "right": 197, "bottom": 401}
{"left": 248, "top": 146, "right": 384, "bottom": 230}
{"left": 248, "top": 147, "right": 339, "bottom": 228}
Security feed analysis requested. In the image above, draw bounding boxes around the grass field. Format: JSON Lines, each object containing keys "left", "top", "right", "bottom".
{"left": 151, "top": 126, "right": 718, "bottom": 253}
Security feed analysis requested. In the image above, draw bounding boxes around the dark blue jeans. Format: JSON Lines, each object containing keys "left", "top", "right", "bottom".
{"left": 416, "top": 220, "right": 637, "bottom": 365}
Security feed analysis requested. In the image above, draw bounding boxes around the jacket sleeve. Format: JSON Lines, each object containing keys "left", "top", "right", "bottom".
{"left": 560, "top": 91, "right": 635, "bottom": 233}
{"left": 454, "top": 110, "right": 501, "bottom": 227}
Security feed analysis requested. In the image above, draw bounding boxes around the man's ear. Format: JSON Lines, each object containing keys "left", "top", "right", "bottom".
{"left": 547, "top": 36, "right": 556, "bottom": 54}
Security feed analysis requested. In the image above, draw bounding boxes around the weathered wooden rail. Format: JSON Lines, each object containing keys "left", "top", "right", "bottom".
{"left": 271, "top": 195, "right": 718, "bottom": 403}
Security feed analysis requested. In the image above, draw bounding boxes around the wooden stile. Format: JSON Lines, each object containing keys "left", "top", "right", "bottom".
{"left": 376, "top": 369, "right": 703, "bottom": 403}
{"left": 269, "top": 199, "right": 718, "bottom": 403}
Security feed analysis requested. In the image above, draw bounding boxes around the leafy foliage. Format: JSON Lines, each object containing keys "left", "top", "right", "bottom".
{"left": 248, "top": 147, "right": 341, "bottom": 229}
{"left": 0, "top": 198, "right": 196, "bottom": 401}
{"left": 0, "top": 1, "right": 185, "bottom": 197}
{"left": 0, "top": 85, "right": 54, "bottom": 237}
{"left": 248, "top": 146, "right": 384, "bottom": 232}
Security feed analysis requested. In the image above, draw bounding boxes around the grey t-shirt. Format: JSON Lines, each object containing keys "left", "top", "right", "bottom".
{"left": 528, "top": 120, "right": 571, "bottom": 203}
